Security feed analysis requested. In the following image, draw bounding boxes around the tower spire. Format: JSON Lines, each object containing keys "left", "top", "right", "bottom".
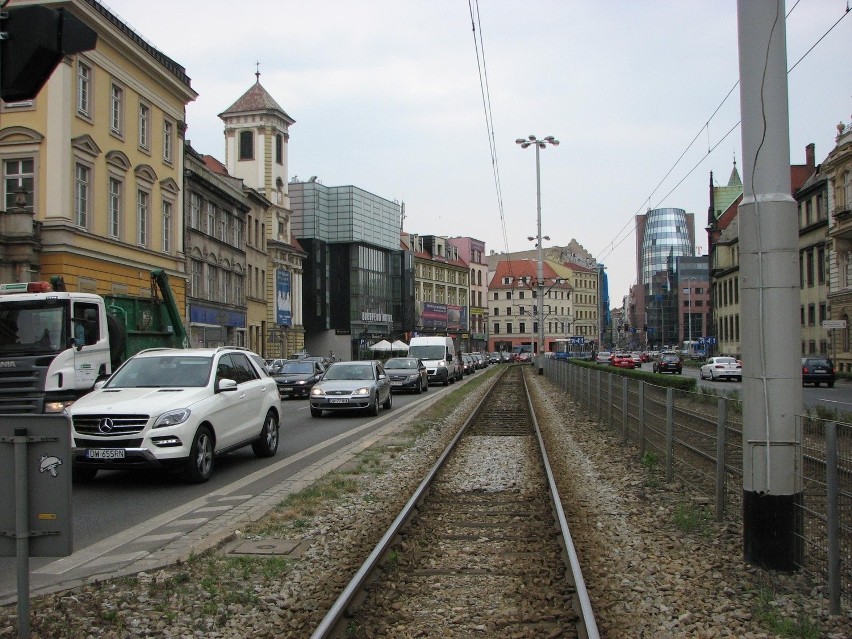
{"left": 255, "top": 61, "right": 260, "bottom": 82}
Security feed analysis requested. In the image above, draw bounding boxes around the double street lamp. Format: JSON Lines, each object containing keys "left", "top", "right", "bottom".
{"left": 516, "top": 134, "right": 559, "bottom": 374}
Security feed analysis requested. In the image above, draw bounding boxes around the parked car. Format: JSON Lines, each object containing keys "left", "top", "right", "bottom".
{"left": 610, "top": 353, "right": 636, "bottom": 369}
{"left": 384, "top": 357, "right": 429, "bottom": 393}
{"left": 699, "top": 356, "right": 742, "bottom": 382}
{"left": 68, "top": 347, "right": 281, "bottom": 483}
{"left": 472, "top": 353, "right": 486, "bottom": 369}
{"left": 488, "top": 352, "right": 501, "bottom": 364}
{"left": 653, "top": 352, "right": 682, "bottom": 374}
{"left": 595, "top": 351, "right": 612, "bottom": 364}
{"left": 499, "top": 351, "right": 512, "bottom": 363}
{"left": 309, "top": 360, "right": 392, "bottom": 417}
{"left": 272, "top": 359, "right": 326, "bottom": 399}
{"left": 802, "top": 357, "right": 836, "bottom": 388}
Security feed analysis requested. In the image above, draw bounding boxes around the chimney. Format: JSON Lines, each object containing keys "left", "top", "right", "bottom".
{"left": 805, "top": 143, "right": 815, "bottom": 171}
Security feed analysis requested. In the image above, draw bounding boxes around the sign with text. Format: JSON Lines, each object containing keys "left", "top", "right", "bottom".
{"left": 822, "top": 320, "right": 847, "bottom": 329}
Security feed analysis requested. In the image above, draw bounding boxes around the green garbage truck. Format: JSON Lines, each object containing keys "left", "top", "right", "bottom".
{"left": 0, "top": 270, "right": 188, "bottom": 413}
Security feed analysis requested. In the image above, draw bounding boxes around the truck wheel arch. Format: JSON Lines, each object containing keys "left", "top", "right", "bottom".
{"left": 106, "top": 314, "right": 126, "bottom": 367}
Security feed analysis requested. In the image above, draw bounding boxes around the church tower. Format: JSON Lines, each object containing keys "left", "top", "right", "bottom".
{"left": 219, "top": 71, "right": 305, "bottom": 356}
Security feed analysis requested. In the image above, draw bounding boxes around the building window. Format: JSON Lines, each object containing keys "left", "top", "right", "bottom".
{"left": 818, "top": 246, "right": 826, "bottom": 285}
{"left": 189, "top": 192, "right": 200, "bottom": 229}
{"left": 74, "top": 163, "right": 90, "bottom": 227}
{"left": 110, "top": 83, "right": 123, "bottom": 136}
{"left": 235, "top": 274, "right": 243, "bottom": 305}
{"left": 163, "top": 120, "right": 174, "bottom": 163}
{"left": 506, "top": 323, "right": 513, "bottom": 334}
{"left": 807, "top": 250, "right": 814, "bottom": 287}
{"left": 275, "top": 133, "right": 283, "bottom": 164}
{"left": 138, "top": 103, "right": 150, "bottom": 149}
{"left": 222, "top": 270, "right": 231, "bottom": 305}
{"left": 206, "top": 202, "right": 215, "bottom": 235}
{"left": 3, "top": 158, "right": 34, "bottom": 212}
{"left": 137, "top": 189, "right": 149, "bottom": 246}
{"left": 162, "top": 200, "right": 172, "bottom": 253}
{"left": 493, "top": 322, "right": 499, "bottom": 335}
{"left": 808, "top": 304, "right": 816, "bottom": 326}
{"left": 239, "top": 131, "right": 253, "bottom": 160}
{"left": 77, "top": 62, "right": 91, "bottom": 116}
{"left": 207, "top": 263, "right": 217, "bottom": 299}
{"left": 190, "top": 259, "right": 203, "bottom": 297}
{"left": 108, "top": 177, "right": 121, "bottom": 238}
{"left": 233, "top": 217, "right": 242, "bottom": 248}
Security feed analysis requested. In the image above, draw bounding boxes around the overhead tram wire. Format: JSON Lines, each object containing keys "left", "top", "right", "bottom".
{"left": 594, "top": 1, "right": 850, "bottom": 266}
{"left": 468, "top": 0, "right": 516, "bottom": 280}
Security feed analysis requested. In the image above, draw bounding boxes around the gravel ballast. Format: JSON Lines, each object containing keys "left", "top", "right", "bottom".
{"left": 0, "top": 368, "right": 849, "bottom": 638}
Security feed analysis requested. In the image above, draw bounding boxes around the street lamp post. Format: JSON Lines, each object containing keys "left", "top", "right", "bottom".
{"left": 516, "top": 134, "right": 559, "bottom": 375}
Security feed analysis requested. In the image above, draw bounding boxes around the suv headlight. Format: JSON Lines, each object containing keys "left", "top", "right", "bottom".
{"left": 153, "top": 408, "right": 191, "bottom": 429}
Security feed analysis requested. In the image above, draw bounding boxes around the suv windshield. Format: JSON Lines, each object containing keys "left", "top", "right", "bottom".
{"left": 108, "top": 355, "right": 212, "bottom": 388}
{"left": 408, "top": 345, "right": 445, "bottom": 360}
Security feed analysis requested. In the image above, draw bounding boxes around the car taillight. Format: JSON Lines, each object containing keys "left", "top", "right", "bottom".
{"left": 802, "top": 366, "right": 808, "bottom": 374}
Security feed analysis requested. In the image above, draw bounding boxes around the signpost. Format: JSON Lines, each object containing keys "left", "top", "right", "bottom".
{"left": 0, "top": 415, "right": 73, "bottom": 639}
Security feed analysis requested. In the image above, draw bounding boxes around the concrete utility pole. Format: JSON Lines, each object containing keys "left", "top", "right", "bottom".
{"left": 737, "top": 0, "right": 803, "bottom": 570}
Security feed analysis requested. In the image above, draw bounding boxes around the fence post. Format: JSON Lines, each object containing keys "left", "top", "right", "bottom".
{"left": 586, "top": 367, "right": 592, "bottom": 412}
{"left": 596, "top": 369, "right": 602, "bottom": 424}
{"left": 622, "top": 377, "right": 629, "bottom": 446}
{"left": 638, "top": 381, "right": 645, "bottom": 456}
{"left": 715, "top": 398, "right": 727, "bottom": 521}
{"left": 826, "top": 421, "right": 840, "bottom": 615}
{"left": 665, "top": 387, "right": 674, "bottom": 482}
{"left": 608, "top": 373, "right": 613, "bottom": 430}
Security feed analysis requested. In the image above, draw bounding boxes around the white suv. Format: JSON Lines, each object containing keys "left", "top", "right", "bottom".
{"left": 69, "top": 347, "right": 281, "bottom": 483}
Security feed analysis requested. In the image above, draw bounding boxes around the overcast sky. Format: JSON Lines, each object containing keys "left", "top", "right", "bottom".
{"left": 102, "top": 0, "right": 851, "bottom": 306}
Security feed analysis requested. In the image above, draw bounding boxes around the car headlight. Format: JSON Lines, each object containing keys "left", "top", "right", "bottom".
{"left": 311, "top": 387, "right": 324, "bottom": 396}
{"left": 45, "top": 400, "right": 76, "bottom": 414}
{"left": 438, "top": 360, "right": 447, "bottom": 367}
{"left": 406, "top": 374, "right": 419, "bottom": 381}
{"left": 353, "top": 387, "right": 370, "bottom": 396}
{"left": 153, "top": 408, "right": 191, "bottom": 429}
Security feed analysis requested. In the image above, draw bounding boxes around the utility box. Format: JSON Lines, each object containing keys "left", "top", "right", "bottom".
{"left": 0, "top": 415, "right": 73, "bottom": 557}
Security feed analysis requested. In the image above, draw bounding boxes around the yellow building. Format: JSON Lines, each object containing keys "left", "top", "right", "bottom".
{"left": 0, "top": 0, "right": 196, "bottom": 309}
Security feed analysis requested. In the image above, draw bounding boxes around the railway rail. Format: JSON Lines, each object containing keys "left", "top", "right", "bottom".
{"left": 310, "top": 364, "right": 599, "bottom": 638}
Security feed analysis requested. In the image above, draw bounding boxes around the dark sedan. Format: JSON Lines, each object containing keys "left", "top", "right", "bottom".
{"left": 653, "top": 353, "right": 682, "bottom": 374}
{"left": 384, "top": 357, "right": 429, "bottom": 393}
{"left": 272, "top": 360, "right": 325, "bottom": 398}
{"left": 802, "top": 357, "right": 836, "bottom": 388}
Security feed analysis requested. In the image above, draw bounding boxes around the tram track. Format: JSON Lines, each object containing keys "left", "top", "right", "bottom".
{"left": 310, "top": 364, "right": 598, "bottom": 638}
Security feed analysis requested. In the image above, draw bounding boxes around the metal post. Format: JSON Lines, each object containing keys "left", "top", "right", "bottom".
{"left": 826, "top": 421, "right": 840, "bottom": 615}
{"left": 608, "top": 373, "right": 613, "bottom": 430}
{"left": 535, "top": 141, "right": 545, "bottom": 375}
{"left": 14, "top": 428, "right": 31, "bottom": 639}
{"left": 638, "top": 381, "right": 645, "bottom": 456}
{"left": 622, "top": 377, "right": 629, "bottom": 446}
{"left": 665, "top": 388, "right": 674, "bottom": 482}
{"left": 716, "top": 398, "right": 727, "bottom": 521}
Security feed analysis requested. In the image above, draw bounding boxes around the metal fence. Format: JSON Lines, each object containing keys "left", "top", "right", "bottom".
{"left": 544, "top": 358, "right": 851, "bottom": 614}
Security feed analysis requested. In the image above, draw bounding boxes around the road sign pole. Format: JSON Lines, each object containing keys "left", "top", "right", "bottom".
{"left": 14, "top": 428, "right": 31, "bottom": 639}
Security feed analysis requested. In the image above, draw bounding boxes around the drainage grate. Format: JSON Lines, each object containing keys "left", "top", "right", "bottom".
{"left": 227, "top": 539, "right": 311, "bottom": 557}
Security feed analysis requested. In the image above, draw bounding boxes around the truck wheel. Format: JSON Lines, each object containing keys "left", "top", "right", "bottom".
{"left": 182, "top": 426, "right": 214, "bottom": 483}
{"left": 72, "top": 466, "right": 98, "bottom": 482}
{"left": 252, "top": 410, "right": 279, "bottom": 458}
{"left": 106, "top": 314, "right": 126, "bottom": 367}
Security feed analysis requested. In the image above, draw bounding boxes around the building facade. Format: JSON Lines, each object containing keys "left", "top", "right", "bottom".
{"left": 183, "top": 146, "right": 249, "bottom": 347}
{"left": 0, "top": 0, "right": 196, "bottom": 312}
{"left": 218, "top": 77, "right": 305, "bottom": 358}
{"left": 448, "top": 236, "right": 487, "bottom": 353}
{"left": 487, "top": 258, "right": 572, "bottom": 354}
{"left": 290, "top": 180, "right": 410, "bottom": 360}
{"left": 405, "top": 233, "right": 469, "bottom": 350}
{"left": 826, "top": 120, "right": 852, "bottom": 370}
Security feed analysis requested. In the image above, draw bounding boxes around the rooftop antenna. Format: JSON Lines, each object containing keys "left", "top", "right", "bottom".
{"left": 255, "top": 61, "right": 260, "bottom": 82}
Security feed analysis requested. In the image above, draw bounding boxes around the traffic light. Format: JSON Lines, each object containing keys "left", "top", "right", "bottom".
{"left": 0, "top": 5, "right": 97, "bottom": 102}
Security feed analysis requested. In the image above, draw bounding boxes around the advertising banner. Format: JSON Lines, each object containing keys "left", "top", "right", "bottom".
{"left": 276, "top": 268, "right": 292, "bottom": 327}
{"left": 418, "top": 301, "right": 447, "bottom": 329}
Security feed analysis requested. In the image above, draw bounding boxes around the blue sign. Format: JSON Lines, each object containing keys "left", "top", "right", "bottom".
{"left": 276, "top": 269, "right": 292, "bottom": 327}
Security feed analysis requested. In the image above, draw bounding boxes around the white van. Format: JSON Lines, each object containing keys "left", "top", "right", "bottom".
{"left": 408, "top": 336, "right": 460, "bottom": 386}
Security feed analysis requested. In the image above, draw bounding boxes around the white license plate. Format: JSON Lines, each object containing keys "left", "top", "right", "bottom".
{"left": 87, "top": 449, "right": 125, "bottom": 460}
{"left": 329, "top": 398, "right": 349, "bottom": 404}
{"left": 391, "top": 381, "right": 403, "bottom": 386}
{"left": 281, "top": 387, "right": 293, "bottom": 392}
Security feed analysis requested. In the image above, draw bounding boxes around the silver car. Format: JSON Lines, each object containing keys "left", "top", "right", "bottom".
{"left": 309, "top": 360, "right": 392, "bottom": 417}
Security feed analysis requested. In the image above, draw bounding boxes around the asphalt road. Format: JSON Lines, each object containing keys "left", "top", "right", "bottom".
{"left": 0, "top": 378, "right": 459, "bottom": 602}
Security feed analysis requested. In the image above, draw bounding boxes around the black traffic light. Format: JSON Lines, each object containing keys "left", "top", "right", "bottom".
{"left": 0, "top": 5, "right": 97, "bottom": 102}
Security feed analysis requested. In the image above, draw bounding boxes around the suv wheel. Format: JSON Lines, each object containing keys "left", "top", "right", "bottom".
{"left": 252, "top": 409, "right": 279, "bottom": 458}
{"left": 183, "top": 425, "right": 214, "bottom": 483}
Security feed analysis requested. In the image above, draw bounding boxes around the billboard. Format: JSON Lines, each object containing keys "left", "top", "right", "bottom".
{"left": 276, "top": 268, "right": 292, "bottom": 326}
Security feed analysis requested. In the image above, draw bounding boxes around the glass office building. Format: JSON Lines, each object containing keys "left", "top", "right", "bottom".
{"left": 639, "top": 208, "right": 694, "bottom": 285}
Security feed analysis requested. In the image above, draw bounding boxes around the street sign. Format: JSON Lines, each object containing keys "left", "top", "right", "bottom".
{"left": 822, "top": 320, "right": 847, "bottom": 329}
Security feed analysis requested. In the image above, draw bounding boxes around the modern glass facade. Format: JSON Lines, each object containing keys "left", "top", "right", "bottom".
{"left": 640, "top": 208, "right": 693, "bottom": 285}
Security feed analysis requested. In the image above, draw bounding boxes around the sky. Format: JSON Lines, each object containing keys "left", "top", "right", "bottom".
{"left": 100, "top": 0, "right": 851, "bottom": 307}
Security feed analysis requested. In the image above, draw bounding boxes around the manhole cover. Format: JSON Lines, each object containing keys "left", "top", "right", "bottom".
{"left": 228, "top": 539, "right": 308, "bottom": 557}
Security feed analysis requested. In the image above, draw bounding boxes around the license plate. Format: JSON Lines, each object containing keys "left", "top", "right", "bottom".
{"left": 87, "top": 449, "right": 125, "bottom": 460}
{"left": 329, "top": 398, "right": 349, "bottom": 404}
{"left": 391, "top": 381, "right": 403, "bottom": 386}
{"left": 281, "top": 386, "right": 293, "bottom": 392}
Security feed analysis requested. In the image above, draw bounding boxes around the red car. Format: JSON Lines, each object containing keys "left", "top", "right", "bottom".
{"left": 610, "top": 353, "right": 636, "bottom": 369}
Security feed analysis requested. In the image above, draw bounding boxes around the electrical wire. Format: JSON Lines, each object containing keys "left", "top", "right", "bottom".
{"left": 594, "top": 1, "right": 851, "bottom": 267}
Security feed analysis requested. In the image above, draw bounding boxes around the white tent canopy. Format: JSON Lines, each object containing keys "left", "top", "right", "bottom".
{"left": 391, "top": 340, "right": 408, "bottom": 352}
{"left": 368, "top": 339, "right": 392, "bottom": 352}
